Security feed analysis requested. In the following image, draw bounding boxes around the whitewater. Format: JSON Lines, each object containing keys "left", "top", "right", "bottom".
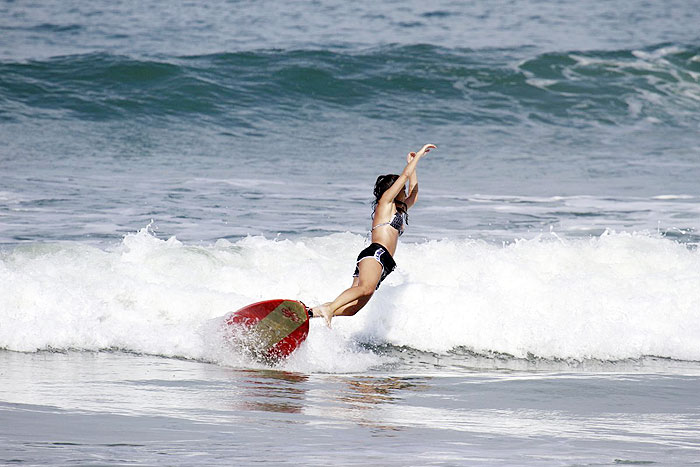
{"left": 2, "top": 226, "right": 699, "bottom": 369}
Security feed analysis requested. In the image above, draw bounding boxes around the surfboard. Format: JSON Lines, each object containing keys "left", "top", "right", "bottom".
{"left": 223, "top": 299, "right": 310, "bottom": 362}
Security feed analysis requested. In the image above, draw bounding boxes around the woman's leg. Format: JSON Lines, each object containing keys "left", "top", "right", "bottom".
{"left": 314, "top": 258, "right": 382, "bottom": 326}
{"left": 332, "top": 290, "right": 373, "bottom": 317}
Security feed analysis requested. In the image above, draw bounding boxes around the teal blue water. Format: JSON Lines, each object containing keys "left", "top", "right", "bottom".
{"left": 2, "top": 1, "right": 700, "bottom": 244}
{"left": 2, "top": 1, "right": 700, "bottom": 465}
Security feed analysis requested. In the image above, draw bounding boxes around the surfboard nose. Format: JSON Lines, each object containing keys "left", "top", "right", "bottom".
{"left": 223, "top": 299, "right": 310, "bottom": 362}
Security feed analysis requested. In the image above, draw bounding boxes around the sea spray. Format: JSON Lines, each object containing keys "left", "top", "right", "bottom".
{"left": 344, "top": 231, "right": 700, "bottom": 361}
{"left": 2, "top": 228, "right": 700, "bottom": 366}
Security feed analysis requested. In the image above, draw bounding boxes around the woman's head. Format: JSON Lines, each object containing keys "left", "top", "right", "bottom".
{"left": 372, "top": 174, "right": 408, "bottom": 215}
{"left": 373, "top": 174, "right": 400, "bottom": 201}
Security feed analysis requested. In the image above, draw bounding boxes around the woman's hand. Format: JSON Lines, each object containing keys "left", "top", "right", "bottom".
{"left": 407, "top": 144, "right": 436, "bottom": 163}
{"left": 416, "top": 144, "right": 436, "bottom": 158}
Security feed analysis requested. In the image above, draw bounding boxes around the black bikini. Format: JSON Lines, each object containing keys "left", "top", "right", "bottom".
{"left": 370, "top": 210, "right": 406, "bottom": 236}
{"left": 353, "top": 210, "right": 406, "bottom": 289}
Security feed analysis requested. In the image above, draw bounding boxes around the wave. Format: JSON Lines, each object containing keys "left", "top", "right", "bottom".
{"left": 1, "top": 228, "right": 699, "bottom": 371}
{"left": 0, "top": 43, "right": 697, "bottom": 128}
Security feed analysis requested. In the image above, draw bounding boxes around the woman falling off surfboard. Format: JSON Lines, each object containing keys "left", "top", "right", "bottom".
{"left": 311, "top": 143, "right": 437, "bottom": 327}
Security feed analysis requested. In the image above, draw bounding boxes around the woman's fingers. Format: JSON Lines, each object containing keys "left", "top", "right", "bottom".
{"left": 417, "top": 144, "right": 436, "bottom": 157}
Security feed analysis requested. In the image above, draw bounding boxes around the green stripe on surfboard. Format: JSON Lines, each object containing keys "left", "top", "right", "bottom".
{"left": 253, "top": 300, "right": 307, "bottom": 349}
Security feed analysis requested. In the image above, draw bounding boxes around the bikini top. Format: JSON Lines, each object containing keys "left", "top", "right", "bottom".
{"left": 371, "top": 210, "right": 406, "bottom": 237}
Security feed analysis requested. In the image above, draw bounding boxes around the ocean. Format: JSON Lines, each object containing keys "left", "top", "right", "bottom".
{"left": 1, "top": 0, "right": 700, "bottom": 465}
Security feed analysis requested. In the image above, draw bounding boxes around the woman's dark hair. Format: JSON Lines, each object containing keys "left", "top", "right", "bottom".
{"left": 371, "top": 174, "right": 408, "bottom": 223}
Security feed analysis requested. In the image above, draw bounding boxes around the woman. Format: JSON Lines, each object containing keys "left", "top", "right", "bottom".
{"left": 312, "top": 143, "right": 436, "bottom": 327}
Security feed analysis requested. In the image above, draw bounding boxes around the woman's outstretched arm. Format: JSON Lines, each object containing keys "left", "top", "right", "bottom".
{"left": 405, "top": 152, "right": 419, "bottom": 209}
{"left": 379, "top": 144, "right": 436, "bottom": 206}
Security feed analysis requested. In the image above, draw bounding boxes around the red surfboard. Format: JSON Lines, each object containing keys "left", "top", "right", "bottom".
{"left": 223, "top": 299, "right": 311, "bottom": 362}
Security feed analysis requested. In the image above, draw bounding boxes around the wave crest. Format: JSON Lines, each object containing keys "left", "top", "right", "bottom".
{"left": 1, "top": 229, "right": 699, "bottom": 366}
{"left": 1, "top": 43, "right": 697, "bottom": 128}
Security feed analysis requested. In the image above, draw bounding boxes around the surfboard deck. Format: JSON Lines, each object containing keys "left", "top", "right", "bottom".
{"left": 223, "top": 299, "right": 310, "bottom": 362}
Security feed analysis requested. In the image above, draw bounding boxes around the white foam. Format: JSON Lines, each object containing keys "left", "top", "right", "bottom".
{"left": 653, "top": 195, "right": 694, "bottom": 200}
{"left": 632, "top": 46, "right": 684, "bottom": 61}
{"left": 525, "top": 78, "right": 559, "bottom": 90}
{"left": 1, "top": 228, "right": 700, "bottom": 369}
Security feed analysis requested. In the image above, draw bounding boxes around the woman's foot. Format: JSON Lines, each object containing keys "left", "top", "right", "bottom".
{"left": 311, "top": 303, "right": 333, "bottom": 328}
